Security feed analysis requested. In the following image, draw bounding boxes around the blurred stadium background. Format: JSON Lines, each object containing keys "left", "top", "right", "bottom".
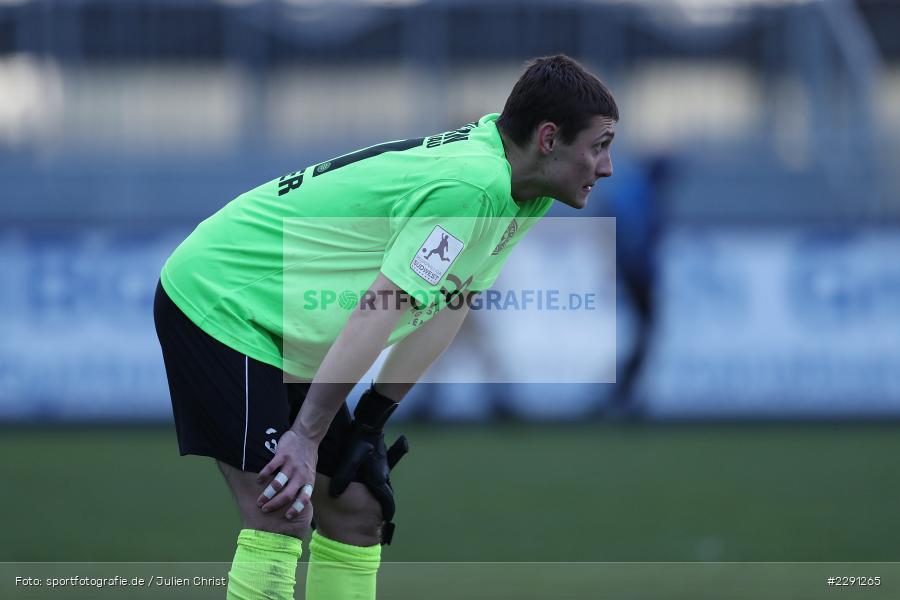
{"left": 2, "top": 0, "right": 900, "bottom": 587}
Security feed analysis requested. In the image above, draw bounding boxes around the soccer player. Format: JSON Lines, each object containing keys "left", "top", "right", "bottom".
{"left": 153, "top": 54, "right": 617, "bottom": 600}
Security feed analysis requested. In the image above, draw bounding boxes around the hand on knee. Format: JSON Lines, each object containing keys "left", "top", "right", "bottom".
{"left": 217, "top": 459, "right": 313, "bottom": 539}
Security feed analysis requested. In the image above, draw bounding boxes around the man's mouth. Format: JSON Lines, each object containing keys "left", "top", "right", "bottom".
{"left": 582, "top": 183, "right": 594, "bottom": 193}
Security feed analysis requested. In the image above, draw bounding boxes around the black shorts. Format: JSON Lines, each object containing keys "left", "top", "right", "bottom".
{"left": 153, "top": 281, "right": 357, "bottom": 479}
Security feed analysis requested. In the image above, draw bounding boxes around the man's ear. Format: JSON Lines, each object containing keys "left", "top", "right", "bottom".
{"left": 535, "top": 121, "right": 558, "bottom": 155}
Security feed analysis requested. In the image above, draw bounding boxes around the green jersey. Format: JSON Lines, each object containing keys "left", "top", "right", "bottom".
{"left": 160, "top": 113, "right": 553, "bottom": 378}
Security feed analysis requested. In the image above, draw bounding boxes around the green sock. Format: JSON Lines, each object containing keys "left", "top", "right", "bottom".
{"left": 306, "top": 530, "right": 382, "bottom": 600}
{"left": 227, "top": 528, "right": 303, "bottom": 600}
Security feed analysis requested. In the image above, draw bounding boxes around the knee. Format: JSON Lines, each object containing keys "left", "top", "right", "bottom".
{"left": 313, "top": 482, "right": 383, "bottom": 547}
{"left": 215, "top": 460, "right": 312, "bottom": 540}
{"left": 241, "top": 500, "right": 312, "bottom": 540}
{"left": 245, "top": 514, "right": 311, "bottom": 540}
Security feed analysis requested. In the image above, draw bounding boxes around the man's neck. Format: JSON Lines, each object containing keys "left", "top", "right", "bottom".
{"left": 498, "top": 129, "right": 545, "bottom": 204}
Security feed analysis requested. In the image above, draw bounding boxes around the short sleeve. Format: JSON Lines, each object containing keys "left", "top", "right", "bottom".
{"left": 381, "top": 180, "right": 494, "bottom": 306}
{"left": 470, "top": 196, "right": 554, "bottom": 292}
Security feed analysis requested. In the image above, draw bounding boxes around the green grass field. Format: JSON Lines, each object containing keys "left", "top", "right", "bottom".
{"left": 3, "top": 423, "right": 900, "bottom": 598}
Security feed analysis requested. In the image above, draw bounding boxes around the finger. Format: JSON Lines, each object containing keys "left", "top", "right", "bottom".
{"left": 257, "top": 455, "right": 286, "bottom": 483}
{"left": 257, "top": 472, "right": 289, "bottom": 507}
{"left": 285, "top": 483, "right": 314, "bottom": 520}
{"left": 386, "top": 435, "right": 409, "bottom": 470}
{"left": 261, "top": 478, "right": 299, "bottom": 513}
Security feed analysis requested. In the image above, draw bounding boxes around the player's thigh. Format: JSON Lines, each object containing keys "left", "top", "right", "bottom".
{"left": 218, "top": 460, "right": 311, "bottom": 538}
{"left": 311, "top": 473, "right": 383, "bottom": 546}
{"left": 155, "top": 281, "right": 296, "bottom": 472}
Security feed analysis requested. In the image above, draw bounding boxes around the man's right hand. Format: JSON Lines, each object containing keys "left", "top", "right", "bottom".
{"left": 256, "top": 430, "right": 319, "bottom": 523}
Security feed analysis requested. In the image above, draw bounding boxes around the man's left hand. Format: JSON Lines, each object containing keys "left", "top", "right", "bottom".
{"left": 329, "top": 423, "right": 408, "bottom": 524}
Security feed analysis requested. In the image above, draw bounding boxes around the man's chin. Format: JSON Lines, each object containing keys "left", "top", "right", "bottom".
{"left": 553, "top": 192, "right": 587, "bottom": 209}
{"left": 567, "top": 194, "right": 588, "bottom": 209}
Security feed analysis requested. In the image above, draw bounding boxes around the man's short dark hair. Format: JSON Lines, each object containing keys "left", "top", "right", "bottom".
{"left": 497, "top": 54, "right": 619, "bottom": 147}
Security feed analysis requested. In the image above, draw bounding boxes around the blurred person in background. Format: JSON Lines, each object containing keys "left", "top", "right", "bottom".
{"left": 153, "top": 55, "right": 616, "bottom": 600}
{"left": 606, "top": 155, "right": 671, "bottom": 419}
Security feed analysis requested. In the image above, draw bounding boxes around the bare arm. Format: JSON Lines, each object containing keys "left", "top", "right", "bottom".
{"left": 256, "top": 272, "right": 409, "bottom": 519}
{"left": 290, "top": 272, "right": 410, "bottom": 443}
{"left": 374, "top": 291, "right": 474, "bottom": 401}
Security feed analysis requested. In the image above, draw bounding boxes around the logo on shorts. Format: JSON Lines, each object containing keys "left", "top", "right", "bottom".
{"left": 264, "top": 428, "right": 278, "bottom": 454}
{"left": 411, "top": 225, "right": 464, "bottom": 285}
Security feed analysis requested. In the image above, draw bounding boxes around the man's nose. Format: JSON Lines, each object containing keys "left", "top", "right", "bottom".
{"left": 596, "top": 154, "right": 613, "bottom": 179}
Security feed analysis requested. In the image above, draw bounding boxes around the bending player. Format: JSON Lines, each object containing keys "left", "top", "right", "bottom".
{"left": 153, "top": 54, "right": 617, "bottom": 599}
